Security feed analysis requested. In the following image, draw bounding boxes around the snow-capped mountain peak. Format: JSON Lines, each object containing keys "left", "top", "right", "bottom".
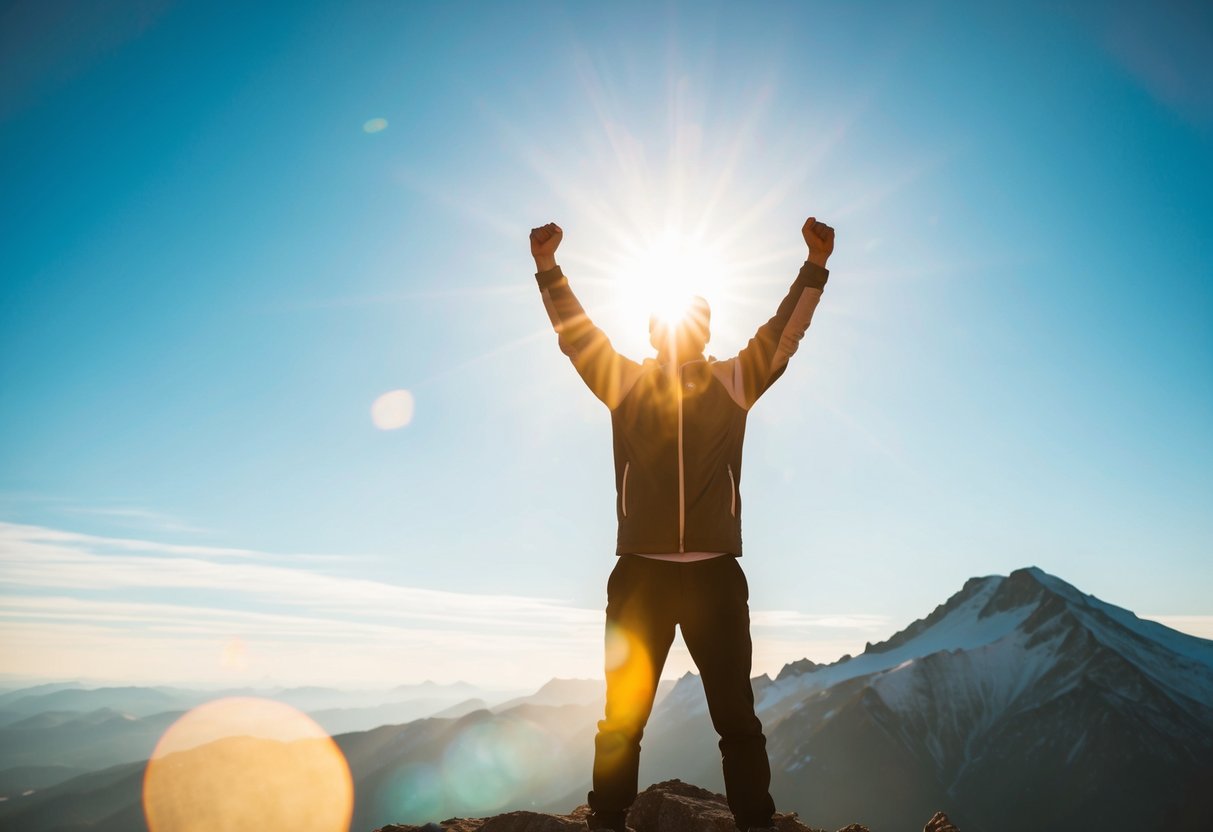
{"left": 740, "top": 566, "right": 1213, "bottom": 832}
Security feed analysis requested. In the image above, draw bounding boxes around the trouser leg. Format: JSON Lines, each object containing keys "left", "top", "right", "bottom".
{"left": 588, "top": 556, "right": 676, "bottom": 817}
{"left": 679, "top": 556, "right": 775, "bottom": 830}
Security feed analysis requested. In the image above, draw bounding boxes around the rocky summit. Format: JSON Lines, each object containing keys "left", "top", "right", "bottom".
{"left": 374, "top": 779, "right": 959, "bottom": 832}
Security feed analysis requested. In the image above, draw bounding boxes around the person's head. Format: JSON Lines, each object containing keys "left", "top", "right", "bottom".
{"left": 649, "top": 295, "right": 711, "bottom": 361}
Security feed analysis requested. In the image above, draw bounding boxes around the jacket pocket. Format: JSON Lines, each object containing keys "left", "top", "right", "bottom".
{"left": 621, "top": 461, "right": 630, "bottom": 518}
{"left": 727, "top": 464, "right": 736, "bottom": 517}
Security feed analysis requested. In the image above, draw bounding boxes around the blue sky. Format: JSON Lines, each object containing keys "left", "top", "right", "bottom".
{"left": 1, "top": 0, "right": 1210, "bottom": 688}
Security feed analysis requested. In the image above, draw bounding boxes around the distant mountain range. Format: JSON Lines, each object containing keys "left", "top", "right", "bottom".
{"left": 0, "top": 680, "right": 501, "bottom": 725}
{"left": 1, "top": 566, "right": 1209, "bottom": 832}
{"left": 0, "top": 680, "right": 521, "bottom": 791}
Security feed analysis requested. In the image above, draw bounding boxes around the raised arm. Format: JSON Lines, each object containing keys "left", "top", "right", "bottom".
{"left": 530, "top": 222, "right": 642, "bottom": 410}
{"left": 727, "top": 217, "right": 835, "bottom": 409}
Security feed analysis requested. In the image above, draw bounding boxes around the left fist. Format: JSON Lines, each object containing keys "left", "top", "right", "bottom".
{"left": 802, "top": 217, "right": 835, "bottom": 265}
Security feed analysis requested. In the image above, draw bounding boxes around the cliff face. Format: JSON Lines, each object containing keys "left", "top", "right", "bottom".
{"left": 373, "top": 778, "right": 957, "bottom": 832}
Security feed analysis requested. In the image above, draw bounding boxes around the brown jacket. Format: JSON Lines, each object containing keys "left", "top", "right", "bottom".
{"left": 535, "top": 260, "right": 828, "bottom": 556}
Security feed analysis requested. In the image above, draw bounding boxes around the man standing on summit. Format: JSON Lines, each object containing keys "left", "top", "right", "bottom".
{"left": 530, "top": 216, "right": 835, "bottom": 832}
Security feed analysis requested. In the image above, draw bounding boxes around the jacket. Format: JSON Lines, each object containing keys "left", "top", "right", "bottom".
{"left": 535, "top": 260, "right": 828, "bottom": 556}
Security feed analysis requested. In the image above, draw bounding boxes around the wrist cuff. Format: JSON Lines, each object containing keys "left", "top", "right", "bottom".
{"left": 535, "top": 264, "right": 565, "bottom": 289}
{"left": 800, "top": 260, "right": 829, "bottom": 290}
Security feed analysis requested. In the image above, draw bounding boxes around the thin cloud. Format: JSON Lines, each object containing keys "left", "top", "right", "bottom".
{"left": 0, "top": 522, "right": 891, "bottom": 686}
{"left": 0, "top": 522, "right": 598, "bottom": 632}
{"left": 751, "top": 610, "right": 890, "bottom": 631}
{"left": 0, "top": 521, "right": 388, "bottom": 564}
{"left": 62, "top": 505, "right": 211, "bottom": 535}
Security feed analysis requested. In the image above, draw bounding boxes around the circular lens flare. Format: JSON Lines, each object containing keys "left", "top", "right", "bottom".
{"left": 377, "top": 761, "right": 444, "bottom": 823}
{"left": 603, "top": 622, "right": 655, "bottom": 728}
{"left": 441, "top": 716, "right": 558, "bottom": 814}
{"left": 142, "top": 697, "right": 353, "bottom": 832}
{"left": 371, "top": 389, "right": 415, "bottom": 430}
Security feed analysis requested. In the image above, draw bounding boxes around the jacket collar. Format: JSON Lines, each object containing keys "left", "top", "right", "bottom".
{"left": 652, "top": 352, "right": 708, "bottom": 371}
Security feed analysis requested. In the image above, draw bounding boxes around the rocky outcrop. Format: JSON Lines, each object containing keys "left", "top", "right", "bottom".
{"left": 374, "top": 779, "right": 958, "bottom": 832}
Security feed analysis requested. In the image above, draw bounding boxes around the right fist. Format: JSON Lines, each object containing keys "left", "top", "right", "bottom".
{"left": 802, "top": 216, "right": 835, "bottom": 266}
{"left": 530, "top": 222, "right": 563, "bottom": 258}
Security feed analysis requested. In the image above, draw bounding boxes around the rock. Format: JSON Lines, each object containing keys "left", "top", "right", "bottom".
{"left": 373, "top": 779, "right": 953, "bottom": 832}
{"left": 626, "top": 779, "right": 823, "bottom": 832}
{"left": 378, "top": 807, "right": 590, "bottom": 832}
{"left": 480, "top": 811, "right": 589, "bottom": 832}
{"left": 922, "top": 812, "right": 959, "bottom": 832}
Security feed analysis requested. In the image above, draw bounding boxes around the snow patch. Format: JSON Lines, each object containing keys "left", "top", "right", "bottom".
{"left": 758, "top": 576, "right": 1031, "bottom": 714}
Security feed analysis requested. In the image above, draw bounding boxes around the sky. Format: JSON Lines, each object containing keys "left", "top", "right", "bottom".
{"left": 1, "top": 0, "right": 1210, "bottom": 690}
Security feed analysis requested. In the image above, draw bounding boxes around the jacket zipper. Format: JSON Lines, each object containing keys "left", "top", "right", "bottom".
{"left": 621, "top": 461, "right": 629, "bottom": 518}
{"left": 728, "top": 463, "right": 736, "bottom": 517}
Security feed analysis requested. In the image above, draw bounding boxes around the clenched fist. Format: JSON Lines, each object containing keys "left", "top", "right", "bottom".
{"left": 530, "top": 222, "right": 563, "bottom": 271}
{"left": 802, "top": 217, "right": 835, "bottom": 267}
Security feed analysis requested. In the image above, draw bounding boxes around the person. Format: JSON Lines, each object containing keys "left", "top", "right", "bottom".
{"left": 529, "top": 216, "right": 835, "bottom": 832}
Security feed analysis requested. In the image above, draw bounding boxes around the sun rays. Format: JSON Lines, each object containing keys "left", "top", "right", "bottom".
{"left": 378, "top": 31, "right": 937, "bottom": 428}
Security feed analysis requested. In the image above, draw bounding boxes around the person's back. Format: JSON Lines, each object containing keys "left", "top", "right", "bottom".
{"left": 529, "top": 216, "right": 835, "bottom": 832}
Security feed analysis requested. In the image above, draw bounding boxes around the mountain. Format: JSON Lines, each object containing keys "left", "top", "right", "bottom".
{"left": 489, "top": 678, "right": 607, "bottom": 713}
{"left": 2, "top": 567, "right": 1209, "bottom": 832}
{"left": 0, "top": 682, "right": 85, "bottom": 704}
{"left": 0, "top": 707, "right": 181, "bottom": 772}
{"left": 0, "top": 764, "right": 90, "bottom": 795}
{"left": 0, "top": 687, "right": 192, "bottom": 724}
{"left": 309, "top": 698, "right": 497, "bottom": 736}
{"left": 0, "top": 759, "right": 146, "bottom": 832}
{"left": 0, "top": 682, "right": 514, "bottom": 773}
{"left": 641, "top": 566, "right": 1213, "bottom": 832}
{"left": 0, "top": 692, "right": 606, "bottom": 831}
{"left": 0, "top": 681, "right": 515, "bottom": 726}
{"left": 431, "top": 698, "right": 490, "bottom": 719}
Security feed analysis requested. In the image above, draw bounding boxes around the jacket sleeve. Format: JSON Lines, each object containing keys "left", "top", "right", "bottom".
{"left": 535, "top": 265, "right": 642, "bottom": 410}
{"left": 730, "top": 260, "right": 828, "bottom": 409}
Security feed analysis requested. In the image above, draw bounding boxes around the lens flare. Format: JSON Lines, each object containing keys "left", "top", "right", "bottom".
{"left": 219, "top": 636, "right": 249, "bottom": 671}
{"left": 650, "top": 294, "right": 699, "bottom": 328}
{"left": 371, "top": 389, "right": 415, "bottom": 430}
{"left": 363, "top": 117, "right": 388, "bottom": 133}
{"left": 603, "top": 622, "right": 656, "bottom": 729}
{"left": 376, "top": 761, "right": 444, "bottom": 823}
{"left": 142, "top": 697, "right": 353, "bottom": 832}
{"left": 614, "top": 229, "right": 727, "bottom": 344}
{"left": 440, "top": 715, "right": 558, "bottom": 814}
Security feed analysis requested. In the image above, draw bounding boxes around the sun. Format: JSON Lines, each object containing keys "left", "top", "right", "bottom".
{"left": 610, "top": 227, "right": 731, "bottom": 338}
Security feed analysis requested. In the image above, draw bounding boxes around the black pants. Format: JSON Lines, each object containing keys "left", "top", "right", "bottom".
{"left": 587, "top": 554, "right": 776, "bottom": 830}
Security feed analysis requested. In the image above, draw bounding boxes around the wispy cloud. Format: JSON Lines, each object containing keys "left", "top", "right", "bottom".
{"left": 0, "top": 493, "right": 212, "bottom": 537}
{"left": 751, "top": 610, "right": 890, "bottom": 631}
{"left": 0, "top": 522, "right": 599, "bottom": 632}
{"left": 0, "top": 521, "right": 609, "bottom": 686}
{"left": 0, "top": 522, "right": 886, "bottom": 687}
{"left": 62, "top": 505, "right": 212, "bottom": 535}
